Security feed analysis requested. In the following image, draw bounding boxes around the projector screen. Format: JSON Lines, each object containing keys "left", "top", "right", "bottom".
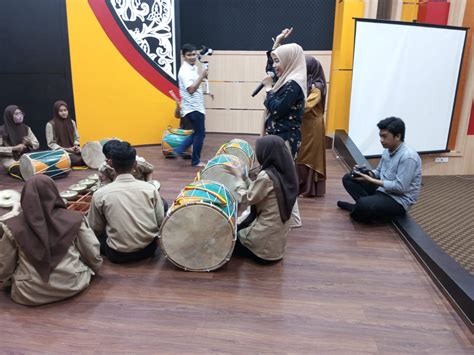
{"left": 348, "top": 19, "right": 467, "bottom": 157}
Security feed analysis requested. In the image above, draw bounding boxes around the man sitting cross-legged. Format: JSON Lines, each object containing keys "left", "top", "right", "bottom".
{"left": 88, "top": 141, "right": 164, "bottom": 263}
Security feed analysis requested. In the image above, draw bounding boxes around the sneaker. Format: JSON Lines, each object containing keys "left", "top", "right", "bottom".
{"left": 192, "top": 161, "right": 206, "bottom": 167}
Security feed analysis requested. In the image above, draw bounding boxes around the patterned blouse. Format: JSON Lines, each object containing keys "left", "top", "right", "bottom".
{"left": 264, "top": 80, "right": 305, "bottom": 158}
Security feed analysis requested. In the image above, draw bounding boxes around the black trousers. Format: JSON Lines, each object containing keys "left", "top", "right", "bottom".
{"left": 341, "top": 173, "right": 406, "bottom": 223}
{"left": 233, "top": 239, "right": 275, "bottom": 264}
{"left": 98, "top": 233, "right": 157, "bottom": 263}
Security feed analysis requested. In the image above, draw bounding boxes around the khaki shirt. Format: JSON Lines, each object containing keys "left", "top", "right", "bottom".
{"left": 45, "top": 121, "right": 80, "bottom": 150}
{"left": 0, "top": 127, "right": 40, "bottom": 169}
{"left": 98, "top": 156, "right": 154, "bottom": 185}
{"left": 0, "top": 218, "right": 102, "bottom": 306}
{"left": 239, "top": 171, "right": 290, "bottom": 261}
{"left": 88, "top": 174, "right": 164, "bottom": 252}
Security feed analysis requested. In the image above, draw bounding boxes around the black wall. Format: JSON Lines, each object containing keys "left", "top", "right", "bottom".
{"left": 180, "top": 0, "right": 336, "bottom": 50}
{"left": 0, "top": 0, "right": 75, "bottom": 149}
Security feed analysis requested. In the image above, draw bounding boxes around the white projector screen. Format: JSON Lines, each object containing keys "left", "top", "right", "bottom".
{"left": 348, "top": 20, "right": 467, "bottom": 157}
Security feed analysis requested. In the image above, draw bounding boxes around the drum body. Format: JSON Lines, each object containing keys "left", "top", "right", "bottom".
{"left": 20, "top": 149, "right": 71, "bottom": 181}
{"left": 82, "top": 138, "right": 118, "bottom": 169}
{"left": 159, "top": 180, "right": 236, "bottom": 272}
{"left": 162, "top": 127, "right": 193, "bottom": 158}
{"left": 198, "top": 154, "right": 246, "bottom": 203}
{"left": 216, "top": 138, "right": 255, "bottom": 170}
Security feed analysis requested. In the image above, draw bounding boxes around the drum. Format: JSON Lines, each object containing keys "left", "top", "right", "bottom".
{"left": 19, "top": 149, "right": 71, "bottom": 181}
{"left": 216, "top": 138, "right": 255, "bottom": 170}
{"left": 82, "top": 138, "right": 120, "bottom": 169}
{"left": 198, "top": 154, "right": 246, "bottom": 203}
{"left": 159, "top": 180, "right": 237, "bottom": 272}
{"left": 162, "top": 127, "right": 193, "bottom": 158}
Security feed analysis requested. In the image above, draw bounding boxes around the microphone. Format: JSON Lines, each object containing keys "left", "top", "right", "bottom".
{"left": 251, "top": 72, "right": 275, "bottom": 97}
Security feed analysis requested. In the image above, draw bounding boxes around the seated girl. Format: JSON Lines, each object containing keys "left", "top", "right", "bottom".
{"left": 0, "top": 105, "right": 39, "bottom": 179}
{"left": 0, "top": 175, "right": 102, "bottom": 306}
{"left": 46, "top": 100, "right": 85, "bottom": 167}
{"left": 236, "top": 135, "right": 298, "bottom": 262}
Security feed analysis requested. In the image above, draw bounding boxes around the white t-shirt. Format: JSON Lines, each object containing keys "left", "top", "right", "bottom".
{"left": 178, "top": 61, "right": 205, "bottom": 116}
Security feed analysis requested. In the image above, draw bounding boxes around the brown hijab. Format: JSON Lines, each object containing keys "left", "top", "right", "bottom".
{"left": 51, "top": 101, "right": 75, "bottom": 148}
{"left": 1, "top": 105, "right": 29, "bottom": 146}
{"left": 5, "top": 175, "right": 83, "bottom": 282}
{"left": 256, "top": 135, "right": 298, "bottom": 223}
{"left": 306, "top": 56, "right": 327, "bottom": 111}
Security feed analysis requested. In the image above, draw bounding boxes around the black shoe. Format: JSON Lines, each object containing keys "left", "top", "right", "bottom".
{"left": 337, "top": 201, "right": 355, "bottom": 212}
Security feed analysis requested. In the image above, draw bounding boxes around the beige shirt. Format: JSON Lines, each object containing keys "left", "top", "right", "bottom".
{"left": 88, "top": 174, "right": 164, "bottom": 252}
{"left": 98, "top": 156, "right": 154, "bottom": 186}
{"left": 239, "top": 170, "right": 290, "bottom": 260}
{"left": 45, "top": 121, "right": 80, "bottom": 150}
{"left": 0, "top": 127, "right": 40, "bottom": 169}
{"left": 0, "top": 218, "right": 102, "bottom": 306}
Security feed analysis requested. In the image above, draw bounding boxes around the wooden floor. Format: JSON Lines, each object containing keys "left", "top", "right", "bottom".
{"left": 0, "top": 134, "right": 473, "bottom": 354}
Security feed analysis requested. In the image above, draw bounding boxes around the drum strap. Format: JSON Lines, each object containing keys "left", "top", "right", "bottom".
{"left": 8, "top": 163, "right": 23, "bottom": 180}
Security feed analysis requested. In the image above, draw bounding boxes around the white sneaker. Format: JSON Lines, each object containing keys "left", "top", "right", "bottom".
{"left": 192, "top": 161, "right": 206, "bottom": 167}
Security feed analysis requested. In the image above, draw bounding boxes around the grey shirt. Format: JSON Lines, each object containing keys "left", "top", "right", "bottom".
{"left": 371, "top": 143, "right": 422, "bottom": 211}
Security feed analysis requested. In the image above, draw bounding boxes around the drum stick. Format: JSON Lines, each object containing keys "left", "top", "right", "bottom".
{"left": 168, "top": 90, "right": 180, "bottom": 103}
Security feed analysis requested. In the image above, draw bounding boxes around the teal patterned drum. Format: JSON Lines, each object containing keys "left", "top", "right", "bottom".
{"left": 216, "top": 138, "right": 255, "bottom": 170}
{"left": 198, "top": 154, "right": 246, "bottom": 203}
{"left": 159, "top": 180, "right": 237, "bottom": 272}
{"left": 162, "top": 127, "right": 193, "bottom": 158}
{"left": 20, "top": 149, "right": 71, "bottom": 181}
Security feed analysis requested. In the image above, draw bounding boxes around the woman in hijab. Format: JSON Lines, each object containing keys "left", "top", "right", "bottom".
{"left": 0, "top": 105, "right": 39, "bottom": 179}
{"left": 0, "top": 175, "right": 102, "bottom": 306}
{"left": 296, "top": 56, "right": 328, "bottom": 197}
{"left": 236, "top": 135, "right": 298, "bottom": 262}
{"left": 261, "top": 42, "right": 307, "bottom": 159}
{"left": 46, "top": 100, "right": 85, "bottom": 167}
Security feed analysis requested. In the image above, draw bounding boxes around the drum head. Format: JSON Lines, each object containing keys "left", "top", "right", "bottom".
{"left": 19, "top": 155, "right": 34, "bottom": 181}
{"left": 160, "top": 203, "right": 235, "bottom": 271}
{"left": 221, "top": 148, "right": 251, "bottom": 170}
{"left": 200, "top": 166, "right": 243, "bottom": 204}
{"left": 82, "top": 142, "right": 106, "bottom": 169}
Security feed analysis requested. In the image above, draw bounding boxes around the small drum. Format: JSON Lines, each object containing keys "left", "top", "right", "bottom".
{"left": 198, "top": 154, "right": 246, "bottom": 203}
{"left": 216, "top": 138, "right": 255, "bottom": 170}
{"left": 20, "top": 149, "right": 71, "bottom": 181}
{"left": 159, "top": 180, "right": 237, "bottom": 272}
{"left": 82, "top": 138, "right": 120, "bottom": 169}
{"left": 162, "top": 127, "right": 193, "bottom": 158}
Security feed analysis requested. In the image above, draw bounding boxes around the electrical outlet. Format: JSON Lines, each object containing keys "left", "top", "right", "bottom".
{"left": 435, "top": 157, "right": 449, "bottom": 163}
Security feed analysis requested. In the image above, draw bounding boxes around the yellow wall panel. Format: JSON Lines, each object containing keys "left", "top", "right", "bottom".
{"left": 326, "top": 70, "right": 353, "bottom": 133}
{"left": 332, "top": 0, "right": 365, "bottom": 70}
{"left": 401, "top": 1, "right": 419, "bottom": 22}
{"left": 66, "top": 0, "right": 176, "bottom": 146}
{"left": 326, "top": 0, "right": 365, "bottom": 134}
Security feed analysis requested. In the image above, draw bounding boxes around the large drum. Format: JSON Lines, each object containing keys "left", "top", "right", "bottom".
{"left": 216, "top": 138, "right": 255, "bottom": 170}
{"left": 197, "top": 154, "right": 246, "bottom": 203}
{"left": 20, "top": 149, "right": 71, "bottom": 181}
{"left": 82, "top": 138, "right": 119, "bottom": 169}
{"left": 159, "top": 180, "right": 237, "bottom": 272}
{"left": 162, "top": 127, "right": 193, "bottom": 158}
